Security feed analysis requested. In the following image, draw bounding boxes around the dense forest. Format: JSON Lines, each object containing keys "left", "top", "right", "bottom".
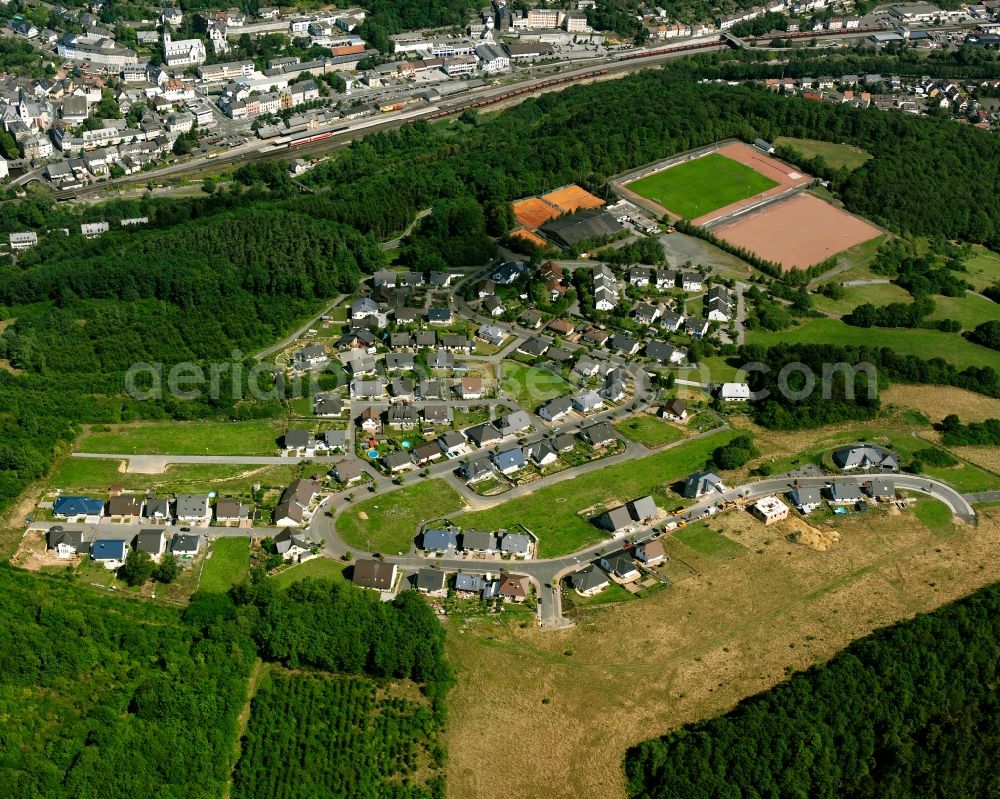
{"left": 0, "top": 564, "right": 454, "bottom": 798}
{"left": 624, "top": 581, "right": 1000, "bottom": 798}
{"left": 0, "top": 567, "right": 256, "bottom": 799}
{"left": 233, "top": 671, "right": 445, "bottom": 799}
{"left": 939, "top": 414, "right": 1000, "bottom": 446}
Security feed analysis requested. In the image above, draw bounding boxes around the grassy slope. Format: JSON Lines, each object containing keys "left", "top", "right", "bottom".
{"left": 270, "top": 557, "right": 351, "bottom": 590}
{"left": 44, "top": 457, "right": 298, "bottom": 496}
{"left": 614, "top": 414, "right": 686, "bottom": 449}
{"left": 501, "top": 360, "right": 571, "bottom": 410}
{"left": 626, "top": 153, "right": 777, "bottom": 219}
{"left": 200, "top": 537, "right": 251, "bottom": 592}
{"left": 452, "top": 430, "right": 734, "bottom": 558}
{"left": 927, "top": 292, "right": 1000, "bottom": 329}
{"left": 78, "top": 420, "right": 286, "bottom": 456}
{"left": 962, "top": 245, "right": 1000, "bottom": 291}
{"left": 748, "top": 318, "right": 1000, "bottom": 371}
{"left": 774, "top": 136, "right": 872, "bottom": 171}
{"left": 811, "top": 282, "right": 912, "bottom": 317}
{"left": 336, "top": 479, "right": 465, "bottom": 554}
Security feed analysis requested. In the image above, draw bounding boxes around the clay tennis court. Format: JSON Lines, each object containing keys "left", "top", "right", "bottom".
{"left": 509, "top": 228, "right": 549, "bottom": 248}
{"left": 713, "top": 193, "right": 883, "bottom": 271}
{"left": 541, "top": 184, "right": 605, "bottom": 214}
{"left": 513, "top": 198, "right": 560, "bottom": 229}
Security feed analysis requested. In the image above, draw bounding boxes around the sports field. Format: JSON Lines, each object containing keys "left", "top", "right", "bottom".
{"left": 626, "top": 153, "right": 778, "bottom": 220}
{"left": 714, "top": 193, "right": 882, "bottom": 271}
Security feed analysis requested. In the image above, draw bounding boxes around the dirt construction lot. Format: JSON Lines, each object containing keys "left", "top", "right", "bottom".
{"left": 445, "top": 503, "right": 1000, "bottom": 799}
{"left": 714, "top": 193, "right": 883, "bottom": 270}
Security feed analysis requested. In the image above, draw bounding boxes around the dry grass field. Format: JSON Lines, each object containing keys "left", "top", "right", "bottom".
{"left": 444, "top": 504, "right": 1000, "bottom": 799}
{"left": 881, "top": 385, "right": 1000, "bottom": 424}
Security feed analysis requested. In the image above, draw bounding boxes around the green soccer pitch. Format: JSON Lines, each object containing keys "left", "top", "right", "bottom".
{"left": 625, "top": 153, "right": 778, "bottom": 219}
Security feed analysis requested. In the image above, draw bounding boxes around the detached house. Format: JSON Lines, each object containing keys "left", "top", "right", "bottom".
{"left": 459, "top": 458, "right": 495, "bottom": 484}
{"left": 47, "top": 527, "right": 84, "bottom": 558}
{"left": 175, "top": 494, "right": 211, "bottom": 524}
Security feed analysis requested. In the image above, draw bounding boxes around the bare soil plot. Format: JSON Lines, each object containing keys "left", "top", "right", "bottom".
{"left": 714, "top": 193, "right": 883, "bottom": 271}
{"left": 444, "top": 505, "right": 1000, "bottom": 799}
{"left": 541, "top": 184, "right": 605, "bottom": 214}
{"left": 512, "top": 197, "right": 561, "bottom": 230}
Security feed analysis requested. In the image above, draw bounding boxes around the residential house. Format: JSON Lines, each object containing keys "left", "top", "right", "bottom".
{"left": 496, "top": 410, "right": 533, "bottom": 438}
{"left": 390, "top": 378, "right": 416, "bottom": 402}
{"left": 171, "top": 532, "right": 202, "bottom": 557}
{"left": 865, "top": 478, "right": 896, "bottom": 501}
{"left": 789, "top": 485, "right": 822, "bottom": 514}
{"left": 423, "top": 404, "right": 453, "bottom": 425}
{"left": 428, "top": 307, "right": 452, "bottom": 325}
{"left": 599, "top": 552, "right": 640, "bottom": 581}
{"left": 332, "top": 459, "right": 365, "bottom": 484}
{"left": 464, "top": 422, "right": 502, "bottom": 448}
{"left": 597, "top": 495, "right": 658, "bottom": 533}
{"left": 273, "top": 532, "right": 315, "bottom": 559}
{"left": 828, "top": 481, "right": 864, "bottom": 504}
{"left": 719, "top": 382, "right": 751, "bottom": 402}
{"left": 706, "top": 286, "right": 733, "bottom": 321}
{"left": 313, "top": 393, "right": 344, "bottom": 417}
{"left": 454, "top": 572, "right": 499, "bottom": 598}
{"left": 352, "top": 559, "right": 398, "bottom": 591}
{"left": 52, "top": 496, "right": 104, "bottom": 522}
{"left": 415, "top": 568, "right": 447, "bottom": 596}
{"left": 461, "top": 529, "right": 497, "bottom": 553}
{"left": 493, "top": 447, "right": 527, "bottom": 475}
{"left": 384, "top": 450, "right": 415, "bottom": 473}
{"left": 47, "top": 527, "right": 84, "bottom": 558}
{"left": 661, "top": 398, "right": 688, "bottom": 421}
{"left": 459, "top": 458, "right": 495, "bottom": 483}
{"left": 571, "top": 564, "right": 610, "bottom": 596}
{"left": 422, "top": 528, "right": 459, "bottom": 553}
{"left": 428, "top": 350, "right": 455, "bottom": 370}
{"left": 498, "top": 572, "right": 530, "bottom": 601}
{"left": 438, "top": 430, "right": 469, "bottom": 458}
{"left": 143, "top": 497, "right": 172, "bottom": 523}
{"left": 413, "top": 441, "right": 443, "bottom": 465}
{"left": 633, "top": 302, "right": 661, "bottom": 326}
{"left": 134, "top": 528, "right": 166, "bottom": 561}
{"left": 215, "top": 498, "right": 252, "bottom": 526}
{"left": 635, "top": 539, "right": 666, "bottom": 565}
{"left": 519, "top": 309, "right": 543, "bottom": 329}
{"left": 517, "top": 338, "right": 549, "bottom": 358}
{"left": 573, "top": 391, "right": 605, "bottom": 414}
{"left": 283, "top": 430, "right": 313, "bottom": 452}
{"left": 554, "top": 432, "right": 576, "bottom": 452}
{"left": 832, "top": 444, "right": 900, "bottom": 473}
{"left": 580, "top": 422, "right": 617, "bottom": 448}
{"left": 683, "top": 470, "right": 726, "bottom": 499}
{"left": 478, "top": 324, "right": 505, "bottom": 345}
{"left": 459, "top": 377, "right": 484, "bottom": 400}
{"left": 523, "top": 439, "right": 558, "bottom": 467}
{"left": 273, "top": 478, "right": 320, "bottom": 527}
{"left": 320, "top": 430, "right": 347, "bottom": 451}
{"left": 539, "top": 396, "right": 573, "bottom": 422}
{"left": 660, "top": 310, "right": 684, "bottom": 332}
{"left": 358, "top": 406, "right": 382, "bottom": 435}
{"left": 107, "top": 494, "right": 142, "bottom": 522}
{"left": 547, "top": 318, "right": 575, "bottom": 337}
{"left": 573, "top": 356, "right": 602, "bottom": 378}
{"left": 351, "top": 379, "right": 387, "bottom": 400}
{"left": 628, "top": 266, "right": 652, "bottom": 286}
{"left": 390, "top": 332, "right": 414, "bottom": 349}
{"left": 483, "top": 295, "right": 505, "bottom": 317}
{"left": 91, "top": 539, "right": 128, "bottom": 569}
{"left": 175, "top": 494, "right": 211, "bottom": 524}
{"left": 609, "top": 334, "right": 641, "bottom": 356}
{"left": 387, "top": 405, "right": 418, "bottom": 430}
{"left": 681, "top": 271, "right": 702, "bottom": 291}
{"left": 385, "top": 352, "right": 415, "bottom": 372}
{"left": 294, "top": 342, "right": 328, "bottom": 369}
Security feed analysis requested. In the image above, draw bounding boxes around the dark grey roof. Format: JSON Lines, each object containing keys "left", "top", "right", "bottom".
{"left": 415, "top": 568, "right": 446, "bottom": 592}
{"left": 422, "top": 529, "right": 458, "bottom": 550}
{"left": 539, "top": 208, "right": 623, "bottom": 247}
{"left": 572, "top": 564, "right": 609, "bottom": 592}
